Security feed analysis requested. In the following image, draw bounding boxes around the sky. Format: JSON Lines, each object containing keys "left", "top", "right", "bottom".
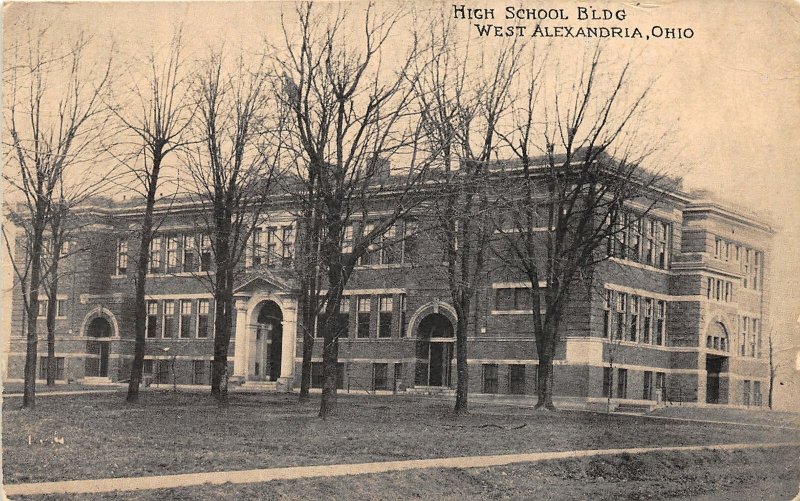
{"left": 3, "top": 0, "right": 800, "bottom": 405}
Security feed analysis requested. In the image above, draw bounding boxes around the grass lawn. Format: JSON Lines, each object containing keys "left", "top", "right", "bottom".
{"left": 23, "top": 447, "right": 800, "bottom": 500}
{"left": 3, "top": 383, "right": 122, "bottom": 394}
{"left": 4, "top": 390, "right": 800, "bottom": 497}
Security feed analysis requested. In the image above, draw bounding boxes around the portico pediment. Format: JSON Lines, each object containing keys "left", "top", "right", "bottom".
{"left": 233, "top": 270, "right": 297, "bottom": 296}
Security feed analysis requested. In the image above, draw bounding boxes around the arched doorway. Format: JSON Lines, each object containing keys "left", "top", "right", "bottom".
{"left": 86, "top": 317, "right": 112, "bottom": 378}
{"left": 254, "top": 300, "right": 283, "bottom": 381}
{"left": 706, "top": 322, "right": 730, "bottom": 404}
{"left": 415, "top": 313, "right": 454, "bottom": 387}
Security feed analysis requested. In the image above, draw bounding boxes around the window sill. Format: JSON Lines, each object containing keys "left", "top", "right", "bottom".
{"left": 354, "top": 263, "right": 411, "bottom": 270}
{"left": 491, "top": 310, "right": 535, "bottom": 315}
{"left": 608, "top": 257, "right": 670, "bottom": 274}
{"left": 145, "top": 271, "right": 215, "bottom": 278}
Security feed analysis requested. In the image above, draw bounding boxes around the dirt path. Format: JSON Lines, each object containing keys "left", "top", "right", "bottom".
{"left": 5, "top": 441, "right": 799, "bottom": 497}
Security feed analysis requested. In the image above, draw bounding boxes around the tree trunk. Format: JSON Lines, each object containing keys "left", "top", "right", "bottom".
{"left": 453, "top": 305, "right": 470, "bottom": 415}
{"left": 211, "top": 274, "right": 233, "bottom": 405}
{"left": 299, "top": 325, "right": 314, "bottom": 400}
{"left": 126, "top": 214, "right": 153, "bottom": 404}
{"left": 535, "top": 353, "right": 556, "bottom": 410}
{"left": 22, "top": 221, "right": 46, "bottom": 409}
{"left": 45, "top": 275, "right": 59, "bottom": 386}
{"left": 126, "top": 156, "right": 161, "bottom": 404}
{"left": 768, "top": 371, "right": 775, "bottom": 409}
{"left": 319, "top": 314, "right": 339, "bottom": 418}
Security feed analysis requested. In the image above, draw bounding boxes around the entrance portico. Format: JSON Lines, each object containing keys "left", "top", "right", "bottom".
{"left": 231, "top": 274, "right": 298, "bottom": 391}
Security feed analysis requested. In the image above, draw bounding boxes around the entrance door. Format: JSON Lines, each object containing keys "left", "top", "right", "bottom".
{"left": 255, "top": 300, "right": 283, "bottom": 382}
{"left": 428, "top": 342, "right": 452, "bottom": 386}
{"left": 99, "top": 343, "right": 109, "bottom": 377}
{"left": 706, "top": 355, "right": 726, "bottom": 404}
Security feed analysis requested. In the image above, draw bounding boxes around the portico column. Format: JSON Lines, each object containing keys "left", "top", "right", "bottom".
{"left": 278, "top": 299, "right": 298, "bottom": 391}
{"left": 233, "top": 299, "right": 249, "bottom": 377}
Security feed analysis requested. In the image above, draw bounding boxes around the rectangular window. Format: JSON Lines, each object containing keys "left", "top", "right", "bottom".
{"left": 381, "top": 224, "right": 400, "bottom": 264}
{"left": 656, "top": 372, "right": 666, "bottom": 401}
{"left": 281, "top": 226, "right": 294, "bottom": 264}
{"left": 402, "top": 220, "right": 415, "bottom": 263}
{"left": 495, "top": 288, "right": 515, "bottom": 311}
{"left": 753, "top": 252, "right": 762, "bottom": 291}
{"left": 656, "top": 301, "right": 666, "bottom": 345}
{"left": 261, "top": 227, "right": 275, "bottom": 266}
{"left": 602, "top": 367, "right": 612, "bottom": 398}
{"left": 200, "top": 234, "right": 212, "bottom": 272}
{"left": 707, "top": 277, "right": 713, "bottom": 299}
{"left": 743, "top": 380, "right": 751, "bottom": 406}
{"left": 38, "top": 356, "right": 65, "bottom": 380}
{"left": 753, "top": 381, "right": 762, "bottom": 406}
{"left": 740, "top": 316, "right": 749, "bottom": 356}
{"left": 342, "top": 224, "right": 354, "bottom": 254}
{"left": 615, "top": 293, "right": 627, "bottom": 340}
{"left": 645, "top": 220, "right": 655, "bottom": 265}
{"left": 252, "top": 228, "right": 265, "bottom": 266}
{"left": 197, "top": 299, "right": 210, "bottom": 338}
{"left": 163, "top": 300, "right": 175, "bottom": 338}
{"left": 192, "top": 360, "right": 207, "bottom": 385}
{"left": 378, "top": 296, "right": 393, "bottom": 338}
{"left": 146, "top": 301, "right": 158, "bottom": 338}
{"left": 359, "top": 223, "right": 375, "bottom": 265}
{"left": 182, "top": 235, "right": 196, "bottom": 273}
{"left": 751, "top": 318, "right": 758, "bottom": 357}
{"left": 743, "top": 249, "right": 750, "bottom": 288}
{"left": 143, "top": 359, "right": 154, "bottom": 375}
{"left": 311, "top": 362, "right": 323, "bottom": 388}
{"left": 337, "top": 297, "right": 350, "bottom": 338}
{"left": 166, "top": 235, "right": 180, "bottom": 273}
{"left": 373, "top": 363, "right": 388, "bottom": 391}
{"left": 357, "top": 296, "right": 371, "bottom": 338}
{"left": 629, "top": 296, "right": 639, "bottom": 342}
{"left": 399, "top": 294, "right": 407, "bottom": 337}
{"left": 642, "top": 298, "right": 653, "bottom": 344}
{"left": 628, "top": 218, "right": 641, "bottom": 262}
{"left": 180, "top": 299, "right": 192, "bottom": 338}
{"left": 515, "top": 288, "right": 532, "bottom": 310}
{"left": 603, "top": 290, "right": 613, "bottom": 339}
{"left": 616, "top": 368, "right": 628, "bottom": 398}
{"left": 482, "top": 364, "right": 499, "bottom": 394}
{"left": 116, "top": 239, "right": 128, "bottom": 275}
{"left": 37, "top": 299, "right": 48, "bottom": 318}
{"left": 149, "top": 236, "right": 162, "bottom": 273}
{"left": 56, "top": 299, "right": 67, "bottom": 317}
{"left": 643, "top": 371, "right": 653, "bottom": 400}
{"left": 509, "top": 364, "right": 526, "bottom": 395}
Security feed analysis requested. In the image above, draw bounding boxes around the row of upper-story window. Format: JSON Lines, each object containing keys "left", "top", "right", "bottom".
{"left": 607, "top": 213, "right": 672, "bottom": 270}
{"left": 145, "top": 298, "right": 213, "bottom": 339}
{"left": 706, "top": 277, "right": 734, "bottom": 303}
{"left": 736, "top": 315, "right": 762, "bottom": 358}
{"left": 713, "top": 238, "right": 763, "bottom": 291}
{"left": 603, "top": 289, "right": 667, "bottom": 346}
{"left": 36, "top": 299, "right": 68, "bottom": 318}
{"left": 116, "top": 235, "right": 214, "bottom": 276}
{"left": 114, "top": 220, "right": 417, "bottom": 276}
{"left": 312, "top": 294, "right": 408, "bottom": 339}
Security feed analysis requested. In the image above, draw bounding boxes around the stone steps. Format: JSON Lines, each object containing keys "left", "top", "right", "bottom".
{"left": 405, "top": 386, "right": 456, "bottom": 397}
{"left": 82, "top": 376, "right": 114, "bottom": 385}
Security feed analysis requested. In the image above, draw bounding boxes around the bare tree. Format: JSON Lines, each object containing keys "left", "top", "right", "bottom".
{"left": 493, "top": 45, "right": 675, "bottom": 410}
{"left": 273, "top": 3, "right": 433, "bottom": 418}
{"left": 412, "top": 18, "right": 523, "bottom": 415}
{"left": 111, "top": 31, "right": 195, "bottom": 404}
{"left": 181, "top": 49, "right": 283, "bottom": 404}
{"left": 767, "top": 329, "right": 783, "bottom": 409}
{"left": 3, "top": 28, "right": 113, "bottom": 407}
